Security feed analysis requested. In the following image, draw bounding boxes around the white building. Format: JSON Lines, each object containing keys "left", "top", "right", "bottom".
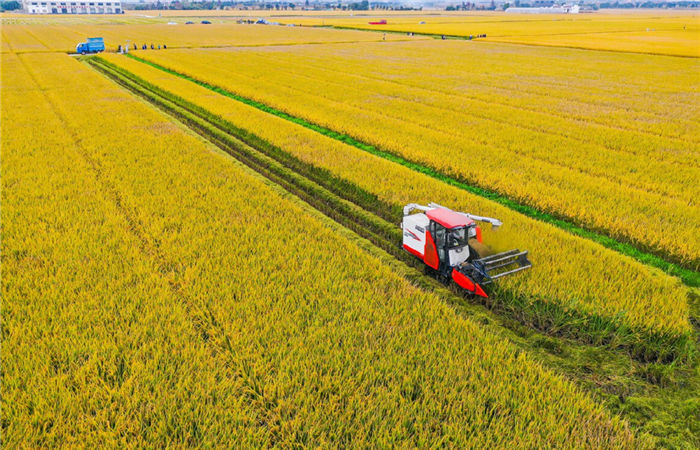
{"left": 506, "top": 4, "right": 580, "bottom": 13}
{"left": 24, "top": 0, "right": 122, "bottom": 14}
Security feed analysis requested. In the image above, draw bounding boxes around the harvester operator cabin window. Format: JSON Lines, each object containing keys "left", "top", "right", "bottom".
{"left": 434, "top": 224, "right": 447, "bottom": 261}
{"left": 448, "top": 228, "right": 468, "bottom": 248}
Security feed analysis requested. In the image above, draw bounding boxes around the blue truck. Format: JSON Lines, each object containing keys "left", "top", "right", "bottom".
{"left": 76, "top": 37, "right": 105, "bottom": 55}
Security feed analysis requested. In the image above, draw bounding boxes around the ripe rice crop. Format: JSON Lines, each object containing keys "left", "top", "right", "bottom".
{"left": 101, "top": 52, "right": 692, "bottom": 349}
{"left": 0, "top": 21, "right": 422, "bottom": 54}
{"left": 1, "top": 52, "right": 267, "bottom": 447}
{"left": 3, "top": 10, "right": 696, "bottom": 56}
{"left": 132, "top": 42, "right": 700, "bottom": 270}
{"left": 281, "top": 11, "right": 700, "bottom": 57}
{"left": 2, "top": 51, "right": 641, "bottom": 447}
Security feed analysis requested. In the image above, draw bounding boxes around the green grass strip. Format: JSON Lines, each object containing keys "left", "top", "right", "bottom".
{"left": 312, "top": 25, "right": 699, "bottom": 59}
{"left": 92, "top": 56, "right": 696, "bottom": 363}
{"left": 314, "top": 24, "right": 473, "bottom": 40}
{"left": 125, "top": 52, "right": 699, "bottom": 288}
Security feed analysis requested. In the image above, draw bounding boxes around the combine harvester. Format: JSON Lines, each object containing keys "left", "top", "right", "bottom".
{"left": 402, "top": 203, "right": 531, "bottom": 297}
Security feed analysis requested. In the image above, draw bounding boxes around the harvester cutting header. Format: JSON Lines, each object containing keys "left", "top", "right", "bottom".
{"left": 401, "top": 203, "right": 531, "bottom": 297}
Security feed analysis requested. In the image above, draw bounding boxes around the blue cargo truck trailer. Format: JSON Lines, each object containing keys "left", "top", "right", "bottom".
{"left": 76, "top": 37, "right": 105, "bottom": 54}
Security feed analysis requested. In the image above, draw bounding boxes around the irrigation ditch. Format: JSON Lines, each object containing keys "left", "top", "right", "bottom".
{"left": 85, "top": 55, "right": 700, "bottom": 447}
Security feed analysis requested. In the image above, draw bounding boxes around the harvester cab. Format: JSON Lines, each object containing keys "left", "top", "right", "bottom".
{"left": 401, "top": 203, "right": 531, "bottom": 297}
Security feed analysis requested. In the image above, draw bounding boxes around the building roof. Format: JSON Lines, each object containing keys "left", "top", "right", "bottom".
{"left": 426, "top": 208, "right": 474, "bottom": 229}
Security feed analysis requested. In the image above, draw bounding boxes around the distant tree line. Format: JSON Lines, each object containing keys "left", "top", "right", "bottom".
{"left": 126, "top": 1, "right": 421, "bottom": 11}
{"left": 444, "top": 0, "right": 699, "bottom": 9}
{"left": 446, "top": 1, "right": 496, "bottom": 10}
{"left": 123, "top": 0, "right": 699, "bottom": 12}
{"left": 598, "top": 1, "right": 698, "bottom": 7}
{"left": 347, "top": 0, "right": 368, "bottom": 9}
{"left": 131, "top": 1, "right": 295, "bottom": 10}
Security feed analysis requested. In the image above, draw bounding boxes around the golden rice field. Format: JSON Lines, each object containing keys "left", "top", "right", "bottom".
{"left": 281, "top": 11, "right": 700, "bottom": 57}
{"left": 5, "top": 10, "right": 696, "bottom": 56}
{"left": 102, "top": 51, "right": 691, "bottom": 340}
{"left": 2, "top": 11, "right": 699, "bottom": 447}
{"left": 131, "top": 42, "right": 700, "bottom": 270}
{"left": 0, "top": 20, "right": 421, "bottom": 53}
{"left": 2, "top": 50, "right": 643, "bottom": 447}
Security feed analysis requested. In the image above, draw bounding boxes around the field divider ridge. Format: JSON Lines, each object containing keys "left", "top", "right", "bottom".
{"left": 310, "top": 24, "right": 699, "bottom": 59}
{"left": 122, "top": 52, "right": 698, "bottom": 286}
{"left": 87, "top": 55, "right": 696, "bottom": 363}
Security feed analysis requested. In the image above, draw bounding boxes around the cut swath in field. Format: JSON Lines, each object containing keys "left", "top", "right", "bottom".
{"left": 127, "top": 45, "right": 700, "bottom": 274}
{"left": 3, "top": 51, "right": 641, "bottom": 447}
{"left": 92, "top": 54, "right": 693, "bottom": 363}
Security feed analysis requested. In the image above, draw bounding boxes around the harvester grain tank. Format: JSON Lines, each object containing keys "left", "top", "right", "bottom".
{"left": 76, "top": 37, "right": 105, "bottom": 55}
{"left": 401, "top": 203, "right": 531, "bottom": 297}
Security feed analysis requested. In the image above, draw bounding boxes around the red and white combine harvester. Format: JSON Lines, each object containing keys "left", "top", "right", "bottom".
{"left": 401, "top": 203, "right": 532, "bottom": 297}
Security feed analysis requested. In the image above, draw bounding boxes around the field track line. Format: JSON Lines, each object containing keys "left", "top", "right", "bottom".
{"left": 6, "top": 38, "right": 421, "bottom": 55}
{"left": 83, "top": 56, "right": 696, "bottom": 363}
{"left": 122, "top": 53, "right": 699, "bottom": 286}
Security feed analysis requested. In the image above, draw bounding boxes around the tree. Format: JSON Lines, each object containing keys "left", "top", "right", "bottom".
{"left": 349, "top": 0, "right": 368, "bottom": 10}
{"left": 0, "top": 0, "right": 21, "bottom": 9}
